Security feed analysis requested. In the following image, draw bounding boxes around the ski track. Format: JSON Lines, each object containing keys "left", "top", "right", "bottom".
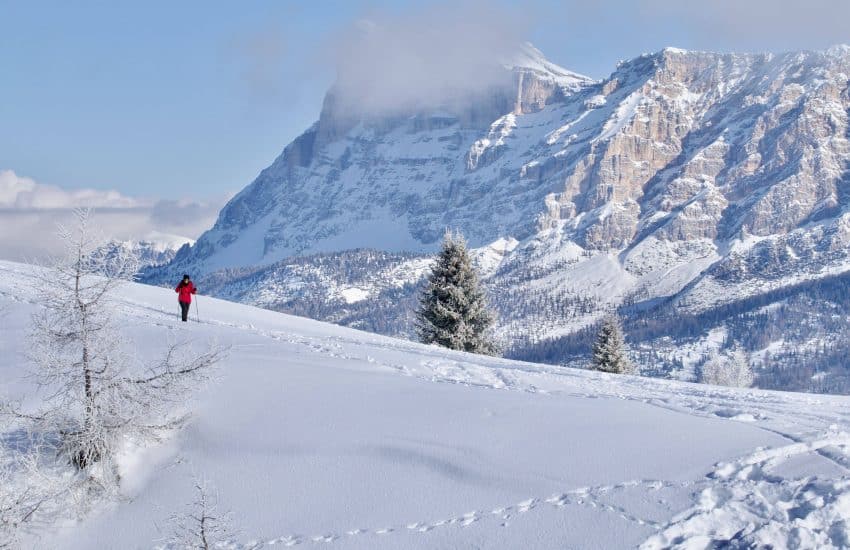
{"left": 2, "top": 263, "right": 850, "bottom": 548}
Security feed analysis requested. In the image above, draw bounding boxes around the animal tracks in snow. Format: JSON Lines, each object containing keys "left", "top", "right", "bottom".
{"left": 251, "top": 433, "right": 850, "bottom": 550}
{"left": 59, "top": 269, "right": 849, "bottom": 549}
{"left": 237, "top": 478, "right": 674, "bottom": 548}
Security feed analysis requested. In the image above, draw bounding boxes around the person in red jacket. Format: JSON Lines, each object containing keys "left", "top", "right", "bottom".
{"left": 175, "top": 274, "right": 197, "bottom": 322}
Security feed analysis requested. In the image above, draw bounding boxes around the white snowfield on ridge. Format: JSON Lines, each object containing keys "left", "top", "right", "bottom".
{"left": 1, "top": 259, "right": 849, "bottom": 549}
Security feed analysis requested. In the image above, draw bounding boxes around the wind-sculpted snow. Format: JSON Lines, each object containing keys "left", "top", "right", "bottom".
{"left": 2, "top": 260, "right": 850, "bottom": 548}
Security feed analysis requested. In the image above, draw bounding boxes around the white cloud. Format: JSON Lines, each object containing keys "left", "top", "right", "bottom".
{"left": 327, "top": 1, "right": 528, "bottom": 116}
{"left": 0, "top": 169, "right": 146, "bottom": 209}
{"left": 0, "top": 170, "right": 228, "bottom": 261}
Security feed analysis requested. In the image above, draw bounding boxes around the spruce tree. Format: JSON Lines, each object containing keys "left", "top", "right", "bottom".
{"left": 416, "top": 231, "right": 497, "bottom": 355}
{"left": 591, "top": 314, "right": 633, "bottom": 374}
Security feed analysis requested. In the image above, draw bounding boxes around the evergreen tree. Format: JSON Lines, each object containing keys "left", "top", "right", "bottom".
{"left": 416, "top": 231, "right": 497, "bottom": 355}
{"left": 591, "top": 314, "right": 633, "bottom": 374}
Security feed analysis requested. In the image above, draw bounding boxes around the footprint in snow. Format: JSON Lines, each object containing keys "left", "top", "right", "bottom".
{"left": 460, "top": 512, "right": 479, "bottom": 526}
{"left": 517, "top": 498, "right": 537, "bottom": 513}
{"left": 546, "top": 494, "right": 569, "bottom": 507}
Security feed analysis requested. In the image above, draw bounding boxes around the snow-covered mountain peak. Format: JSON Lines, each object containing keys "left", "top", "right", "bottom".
{"left": 136, "top": 231, "right": 194, "bottom": 251}
{"left": 505, "top": 42, "right": 594, "bottom": 90}
{"left": 824, "top": 43, "right": 850, "bottom": 61}
{"left": 103, "top": 232, "right": 194, "bottom": 269}
{"left": 160, "top": 42, "right": 850, "bottom": 265}
{"left": 148, "top": 44, "right": 850, "bottom": 391}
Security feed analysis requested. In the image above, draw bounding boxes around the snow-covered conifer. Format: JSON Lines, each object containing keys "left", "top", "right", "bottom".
{"left": 416, "top": 230, "right": 497, "bottom": 355}
{"left": 591, "top": 314, "right": 633, "bottom": 374}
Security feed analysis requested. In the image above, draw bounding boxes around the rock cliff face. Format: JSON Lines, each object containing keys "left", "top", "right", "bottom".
{"left": 166, "top": 44, "right": 591, "bottom": 270}
{"left": 148, "top": 43, "right": 850, "bottom": 392}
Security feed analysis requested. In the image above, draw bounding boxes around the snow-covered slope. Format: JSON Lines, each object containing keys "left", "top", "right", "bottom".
{"left": 143, "top": 43, "right": 850, "bottom": 393}
{"left": 3, "top": 260, "right": 850, "bottom": 548}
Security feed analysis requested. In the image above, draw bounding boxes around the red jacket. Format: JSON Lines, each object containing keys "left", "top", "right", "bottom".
{"left": 176, "top": 281, "right": 196, "bottom": 303}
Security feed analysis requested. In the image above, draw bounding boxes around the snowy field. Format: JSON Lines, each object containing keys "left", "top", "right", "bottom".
{"left": 1, "top": 259, "right": 849, "bottom": 549}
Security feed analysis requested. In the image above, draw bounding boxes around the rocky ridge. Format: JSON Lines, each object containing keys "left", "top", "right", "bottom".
{"left": 147, "top": 43, "right": 850, "bottom": 392}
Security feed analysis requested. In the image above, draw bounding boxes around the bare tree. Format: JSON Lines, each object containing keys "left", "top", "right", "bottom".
{"left": 166, "top": 479, "right": 234, "bottom": 550}
{"left": 0, "top": 454, "right": 18, "bottom": 549}
{"left": 12, "top": 209, "right": 223, "bottom": 484}
{"left": 0, "top": 430, "right": 57, "bottom": 548}
{"left": 700, "top": 345, "right": 754, "bottom": 388}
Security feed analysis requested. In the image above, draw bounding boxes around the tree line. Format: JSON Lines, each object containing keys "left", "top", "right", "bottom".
{"left": 415, "top": 230, "right": 754, "bottom": 383}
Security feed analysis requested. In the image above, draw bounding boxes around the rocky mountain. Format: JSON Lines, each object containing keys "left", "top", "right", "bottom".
{"left": 104, "top": 232, "right": 194, "bottom": 270}
{"left": 146, "top": 44, "right": 850, "bottom": 393}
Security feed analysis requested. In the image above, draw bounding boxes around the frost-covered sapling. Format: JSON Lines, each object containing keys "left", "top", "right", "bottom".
{"left": 0, "top": 426, "right": 57, "bottom": 547}
{"left": 0, "top": 450, "right": 19, "bottom": 549}
{"left": 166, "top": 479, "right": 234, "bottom": 550}
{"left": 15, "top": 208, "right": 223, "bottom": 483}
{"left": 700, "top": 346, "right": 754, "bottom": 388}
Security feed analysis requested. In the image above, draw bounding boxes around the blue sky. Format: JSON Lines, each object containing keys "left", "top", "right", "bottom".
{"left": 2, "top": 0, "right": 849, "bottom": 209}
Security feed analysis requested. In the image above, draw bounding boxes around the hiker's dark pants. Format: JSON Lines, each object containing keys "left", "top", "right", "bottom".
{"left": 180, "top": 301, "right": 191, "bottom": 322}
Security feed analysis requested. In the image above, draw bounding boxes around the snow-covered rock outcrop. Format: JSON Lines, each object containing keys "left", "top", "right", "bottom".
{"left": 102, "top": 232, "right": 193, "bottom": 269}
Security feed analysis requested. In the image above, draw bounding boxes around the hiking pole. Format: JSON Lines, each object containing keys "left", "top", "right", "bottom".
{"left": 194, "top": 296, "right": 200, "bottom": 323}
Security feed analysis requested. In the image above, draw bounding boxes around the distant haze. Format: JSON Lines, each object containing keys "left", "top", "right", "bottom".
{"left": 328, "top": 2, "right": 526, "bottom": 115}
{"left": 0, "top": 170, "right": 227, "bottom": 261}
{"left": 640, "top": 0, "right": 850, "bottom": 49}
